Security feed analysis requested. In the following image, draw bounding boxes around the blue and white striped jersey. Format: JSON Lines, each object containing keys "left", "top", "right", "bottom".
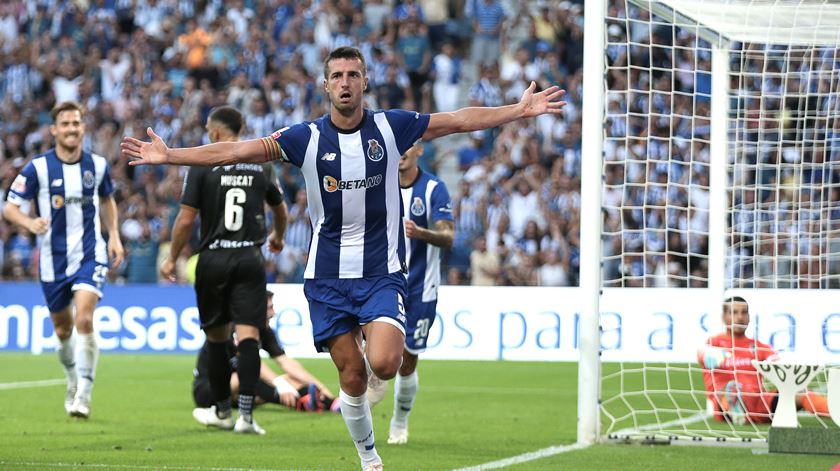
{"left": 6, "top": 149, "right": 113, "bottom": 282}
{"left": 273, "top": 109, "right": 430, "bottom": 279}
{"left": 401, "top": 169, "right": 453, "bottom": 302}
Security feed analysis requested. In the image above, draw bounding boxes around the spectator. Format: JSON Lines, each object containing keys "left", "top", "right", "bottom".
{"left": 8, "top": 0, "right": 826, "bottom": 289}
{"left": 470, "top": 0, "right": 506, "bottom": 71}
{"left": 538, "top": 249, "right": 569, "bottom": 286}
{"left": 500, "top": 47, "right": 541, "bottom": 103}
{"left": 457, "top": 132, "right": 487, "bottom": 171}
{"left": 179, "top": 18, "right": 211, "bottom": 71}
{"left": 126, "top": 221, "right": 160, "bottom": 284}
{"left": 503, "top": 169, "right": 543, "bottom": 238}
{"left": 395, "top": 18, "right": 432, "bottom": 113}
{"left": 469, "top": 236, "right": 500, "bottom": 286}
{"left": 430, "top": 41, "right": 462, "bottom": 112}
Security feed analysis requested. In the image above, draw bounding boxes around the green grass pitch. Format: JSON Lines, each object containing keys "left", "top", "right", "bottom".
{"left": 0, "top": 353, "right": 837, "bottom": 470}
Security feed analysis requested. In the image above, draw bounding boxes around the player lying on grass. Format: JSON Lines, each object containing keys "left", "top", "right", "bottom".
{"left": 698, "top": 296, "right": 829, "bottom": 424}
{"left": 192, "top": 289, "right": 339, "bottom": 426}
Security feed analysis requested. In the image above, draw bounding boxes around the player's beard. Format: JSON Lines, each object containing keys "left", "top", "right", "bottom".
{"left": 57, "top": 133, "right": 81, "bottom": 153}
{"left": 332, "top": 89, "right": 361, "bottom": 116}
{"left": 333, "top": 100, "right": 359, "bottom": 117}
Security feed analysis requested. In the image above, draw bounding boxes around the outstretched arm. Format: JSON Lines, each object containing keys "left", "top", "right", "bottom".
{"left": 423, "top": 82, "right": 566, "bottom": 140}
{"left": 274, "top": 354, "right": 334, "bottom": 398}
{"left": 122, "top": 128, "right": 274, "bottom": 166}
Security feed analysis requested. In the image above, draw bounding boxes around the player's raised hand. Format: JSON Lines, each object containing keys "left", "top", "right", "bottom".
{"left": 27, "top": 217, "right": 49, "bottom": 235}
{"left": 519, "top": 81, "right": 567, "bottom": 118}
{"left": 121, "top": 127, "right": 169, "bottom": 166}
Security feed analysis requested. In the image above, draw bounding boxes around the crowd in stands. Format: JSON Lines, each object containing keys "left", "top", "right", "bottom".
{"left": 23, "top": 0, "right": 833, "bottom": 289}
{"left": 602, "top": 4, "right": 840, "bottom": 288}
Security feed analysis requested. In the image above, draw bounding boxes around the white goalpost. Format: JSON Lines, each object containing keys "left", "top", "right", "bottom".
{"left": 579, "top": 0, "right": 840, "bottom": 444}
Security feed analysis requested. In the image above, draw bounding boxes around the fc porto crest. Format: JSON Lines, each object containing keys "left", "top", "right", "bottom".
{"left": 82, "top": 170, "right": 95, "bottom": 189}
{"left": 367, "top": 139, "right": 384, "bottom": 162}
{"left": 410, "top": 196, "right": 425, "bottom": 216}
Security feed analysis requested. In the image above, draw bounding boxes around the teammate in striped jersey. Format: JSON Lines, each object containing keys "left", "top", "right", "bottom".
{"left": 4, "top": 101, "right": 124, "bottom": 419}
{"left": 123, "top": 46, "right": 566, "bottom": 471}
{"left": 379, "top": 143, "right": 454, "bottom": 446}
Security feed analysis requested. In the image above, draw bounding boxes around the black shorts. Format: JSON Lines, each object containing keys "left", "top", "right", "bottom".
{"left": 194, "top": 247, "right": 267, "bottom": 330}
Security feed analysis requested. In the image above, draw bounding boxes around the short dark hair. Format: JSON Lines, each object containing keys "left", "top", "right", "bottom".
{"left": 266, "top": 289, "right": 274, "bottom": 300}
{"left": 208, "top": 106, "right": 244, "bottom": 135}
{"left": 50, "top": 101, "right": 85, "bottom": 122}
{"left": 723, "top": 296, "right": 748, "bottom": 311}
{"left": 323, "top": 46, "right": 367, "bottom": 80}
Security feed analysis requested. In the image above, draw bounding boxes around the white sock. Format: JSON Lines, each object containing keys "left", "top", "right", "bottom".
{"left": 339, "top": 389, "right": 380, "bottom": 468}
{"left": 75, "top": 333, "right": 99, "bottom": 398}
{"left": 391, "top": 372, "right": 418, "bottom": 432}
{"left": 57, "top": 332, "right": 77, "bottom": 387}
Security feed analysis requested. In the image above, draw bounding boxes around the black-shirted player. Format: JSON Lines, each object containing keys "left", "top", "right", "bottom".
{"left": 161, "top": 106, "right": 288, "bottom": 435}
{"left": 192, "top": 290, "right": 340, "bottom": 413}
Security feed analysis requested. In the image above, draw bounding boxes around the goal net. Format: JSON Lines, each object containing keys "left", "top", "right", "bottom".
{"left": 596, "top": 0, "right": 840, "bottom": 442}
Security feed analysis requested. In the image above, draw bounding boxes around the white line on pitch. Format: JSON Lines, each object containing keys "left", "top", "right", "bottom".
{"left": 451, "top": 443, "right": 589, "bottom": 471}
{"left": 0, "top": 379, "right": 65, "bottom": 390}
{"left": 0, "top": 462, "right": 296, "bottom": 471}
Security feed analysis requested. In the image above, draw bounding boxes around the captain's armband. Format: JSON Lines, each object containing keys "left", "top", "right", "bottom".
{"left": 260, "top": 137, "right": 283, "bottom": 162}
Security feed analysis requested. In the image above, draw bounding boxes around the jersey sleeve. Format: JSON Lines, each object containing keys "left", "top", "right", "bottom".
{"left": 756, "top": 340, "right": 779, "bottom": 362}
{"left": 270, "top": 122, "right": 312, "bottom": 168}
{"left": 258, "top": 325, "right": 286, "bottom": 358}
{"left": 263, "top": 163, "right": 285, "bottom": 207}
{"left": 179, "top": 167, "right": 204, "bottom": 209}
{"left": 385, "top": 109, "right": 430, "bottom": 155}
{"left": 6, "top": 162, "right": 38, "bottom": 205}
{"left": 430, "top": 181, "right": 454, "bottom": 223}
{"left": 98, "top": 163, "right": 114, "bottom": 197}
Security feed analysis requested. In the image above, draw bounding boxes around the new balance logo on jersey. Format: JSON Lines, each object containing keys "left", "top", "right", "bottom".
{"left": 322, "top": 174, "right": 383, "bottom": 193}
{"left": 321, "top": 152, "right": 336, "bottom": 161}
